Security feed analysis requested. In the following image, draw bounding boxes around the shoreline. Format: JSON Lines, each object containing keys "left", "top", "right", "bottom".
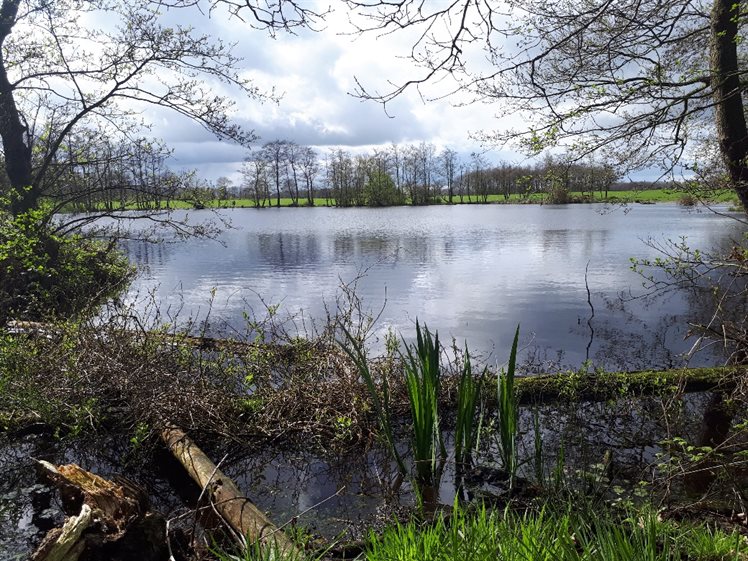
{"left": 60, "top": 189, "right": 740, "bottom": 212}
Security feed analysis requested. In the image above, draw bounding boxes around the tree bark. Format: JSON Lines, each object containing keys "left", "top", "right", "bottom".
{"left": 0, "top": 0, "right": 34, "bottom": 214}
{"left": 711, "top": 0, "right": 748, "bottom": 212}
{"left": 32, "top": 461, "right": 166, "bottom": 561}
{"left": 161, "top": 426, "right": 300, "bottom": 558}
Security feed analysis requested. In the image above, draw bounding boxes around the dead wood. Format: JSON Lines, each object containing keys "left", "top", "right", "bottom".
{"left": 161, "top": 426, "right": 301, "bottom": 558}
{"left": 32, "top": 461, "right": 166, "bottom": 561}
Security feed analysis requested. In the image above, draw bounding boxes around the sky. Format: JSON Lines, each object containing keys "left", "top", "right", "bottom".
{"left": 143, "top": 1, "right": 529, "bottom": 183}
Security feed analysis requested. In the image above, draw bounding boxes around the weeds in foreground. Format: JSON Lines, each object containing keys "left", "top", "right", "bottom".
{"left": 364, "top": 500, "right": 747, "bottom": 561}
{"left": 337, "top": 321, "right": 407, "bottom": 476}
{"left": 454, "top": 345, "right": 484, "bottom": 473}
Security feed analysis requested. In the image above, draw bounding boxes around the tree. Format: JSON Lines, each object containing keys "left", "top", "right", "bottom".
{"left": 346, "top": 0, "right": 748, "bottom": 212}
{"left": 283, "top": 140, "right": 302, "bottom": 206}
{"left": 241, "top": 156, "right": 270, "bottom": 208}
{"left": 362, "top": 159, "right": 404, "bottom": 206}
{"left": 440, "top": 147, "right": 459, "bottom": 204}
{"left": 470, "top": 152, "right": 488, "bottom": 203}
{"left": 299, "top": 146, "right": 319, "bottom": 206}
{"left": 261, "top": 140, "right": 291, "bottom": 208}
{"left": 0, "top": 0, "right": 325, "bottom": 219}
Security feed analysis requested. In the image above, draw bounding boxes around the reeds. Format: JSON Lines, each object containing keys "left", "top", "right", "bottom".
{"left": 339, "top": 321, "right": 521, "bottom": 494}
{"left": 401, "top": 321, "right": 446, "bottom": 486}
{"left": 454, "top": 345, "right": 484, "bottom": 472}
{"left": 337, "top": 322, "right": 406, "bottom": 476}
{"left": 497, "top": 325, "right": 520, "bottom": 487}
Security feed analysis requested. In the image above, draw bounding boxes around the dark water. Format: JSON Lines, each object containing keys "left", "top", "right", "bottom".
{"left": 121, "top": 203, "right": 745, "bottom": 370}
{"left": 1, "top": 391, "right": 726, "bottom": 557}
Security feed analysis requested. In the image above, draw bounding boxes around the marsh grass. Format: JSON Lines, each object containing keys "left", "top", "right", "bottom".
{"left": 401, "top": 321, "right": 446, "bottom": 486}
{"left": 337, "top": 322, "right": 406, "bottom": 476}
{"left": 497, "top": 326, "right": 520, "bottom": 487}
{"left": 454, "top": 346, "right": 484, "bottom": 473}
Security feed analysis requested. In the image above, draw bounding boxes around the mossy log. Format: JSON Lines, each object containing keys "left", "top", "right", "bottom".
{"left": 161, "top": 426, "right": 300, "bottom": 558}
{"left": 506, "top": 366, "right": 742, "bottom": 405}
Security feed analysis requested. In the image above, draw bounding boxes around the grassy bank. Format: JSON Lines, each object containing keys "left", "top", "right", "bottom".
{"left": 70, "top": 189, "right": 740, "bottom": 211}
{"left": 361, "top": 502, "right": 747, "bottom": 561}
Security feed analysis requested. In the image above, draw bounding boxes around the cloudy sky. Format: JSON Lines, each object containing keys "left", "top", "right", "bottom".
{"left": 144, "top": 2, "right": 527, "bottom": 182}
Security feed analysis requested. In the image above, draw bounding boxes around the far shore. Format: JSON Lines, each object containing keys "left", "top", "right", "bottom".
{"left": 66, "top": 189, "right": 740, "bottom": 212}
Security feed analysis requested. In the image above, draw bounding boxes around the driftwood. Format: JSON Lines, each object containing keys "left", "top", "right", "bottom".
{"left": 161, "top": 426, "right": 301, "bottom": 558}
{"left": 32, "top": 461, "right": 166, "bottom": 561}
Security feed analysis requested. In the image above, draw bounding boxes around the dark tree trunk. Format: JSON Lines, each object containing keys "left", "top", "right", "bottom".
{"left": 0, "top": 0, "right": 34, "bottom": 215}
{"left": 711, "top": 0, "right": 748, "bottom": 212}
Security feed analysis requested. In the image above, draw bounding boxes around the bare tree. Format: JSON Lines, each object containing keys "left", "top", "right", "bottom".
{"left": 241, "top": 156, "right": 270, "bottom": 208}
{"left": 261, "top": 140, "right": 292, "bottom": 207}
{"left": 284, "top": 140, "right": 302, "bottom": 206}
{"left": 0, "top": 0, "right": 325, "bottom": 219}
{"left": 440, "top": 147, "right": 459, "bottom": 204}
{"left": 346, "top": 0, "right": 748, "bottom": 212}
{"left": 299, "top": 146, "right": 319, "bottom": 206}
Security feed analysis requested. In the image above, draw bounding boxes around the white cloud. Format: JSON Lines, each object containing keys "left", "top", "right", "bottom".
{"left": 136, "top": 2, "right": 535, "bottom": 180}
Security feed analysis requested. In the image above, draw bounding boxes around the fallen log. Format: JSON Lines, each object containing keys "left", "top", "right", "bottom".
{"left": 161, "top": 426, "right": 301, "bottom": 558}
{"left": 508, "top": 366, "right": 741, "bottom": 405}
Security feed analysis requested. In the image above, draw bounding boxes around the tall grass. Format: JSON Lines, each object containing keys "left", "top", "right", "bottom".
{"left": 337, "top": 322, "right": 406, "bottom": 476}
{"left": 454, "top": 345, "right": 484, "bottom": 472}
{"left": 364, "top": 500, "right": 747, "bottom": 561}
{"left": 401, "top": 321, "right": 446, "bottom": 486}
{"left": 497, "top": 325, "right": 520, "bottom": 487}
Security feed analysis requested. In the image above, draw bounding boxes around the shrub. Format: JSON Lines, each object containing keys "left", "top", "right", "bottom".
{"left": 678, "top": 193, "right": 697, "bottom": 206}
{"left": 0, "top": 208, "right": 134, "bottom": 322}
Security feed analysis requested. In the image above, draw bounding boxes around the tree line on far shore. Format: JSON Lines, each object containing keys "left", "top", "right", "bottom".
{"left": 39, "top": 135, "right": 641, "bottom": 212}
{"left": 240, "top": 141, "right": 621, "bottom": 208}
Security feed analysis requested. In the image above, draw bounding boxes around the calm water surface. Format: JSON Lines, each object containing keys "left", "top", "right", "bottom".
{"left": 122, "top": 203, "right": 745, "bottom": 370}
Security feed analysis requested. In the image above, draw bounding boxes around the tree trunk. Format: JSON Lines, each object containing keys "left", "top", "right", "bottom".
{"left": 0, "top": 0, "right": 34, "bottom": 215}
{"left": 161, "top": 427, "right": 300, "bottom": 558}
{"left": 711, "top": 0, "right": 748, "bottom": 212}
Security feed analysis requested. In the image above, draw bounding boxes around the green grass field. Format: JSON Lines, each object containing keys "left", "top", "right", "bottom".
{"left": 73, "top": 189, "right": 740, "bottom": 212}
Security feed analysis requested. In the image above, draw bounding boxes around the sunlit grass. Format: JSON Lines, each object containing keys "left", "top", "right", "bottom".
{"left": 363, "top": 501, "right": 747, "bottom": 561}
{"left": 71, "top": 187, "right": 741, "bottom": 212}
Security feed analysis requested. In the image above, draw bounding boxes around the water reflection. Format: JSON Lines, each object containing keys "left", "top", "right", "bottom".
{"left": 118, "top": 204, "right": 746, "bottom": 369}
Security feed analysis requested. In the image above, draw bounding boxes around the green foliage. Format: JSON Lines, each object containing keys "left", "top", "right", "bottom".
{"left": 454, "top": 345, "right": 484, "bottom": 471}
{"left": 211, "top": 538, "right": 314, "bottom": 561}
{"left": 0, "top": 207, "right": 133, "bottom": 321}
{"left": 364, "top": 170, "right": 406, "bottom": 207}
{"left": 497, "top": 325, "right": 520, "bottom": 487}
{"left": 364, "top": 500, "right": 747, "bottom": 561}
{"left": 401, "top": 321, "right": 446, "bottom": 486}
{"left": 337, "top": 322, "right": 407, "bottom": 476}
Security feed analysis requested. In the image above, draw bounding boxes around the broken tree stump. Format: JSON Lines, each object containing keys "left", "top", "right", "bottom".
{"left": 32, "top": 461, "right": 166, "bottom": 561}
{"left": 161, "top": 426, "right": 300, "bottom": 558}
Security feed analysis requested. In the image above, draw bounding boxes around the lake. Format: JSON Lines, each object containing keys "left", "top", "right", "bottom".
{"left": 120, "top": 203, "right": 745, "bottom": 371}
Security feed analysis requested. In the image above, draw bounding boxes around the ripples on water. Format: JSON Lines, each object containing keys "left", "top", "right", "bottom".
{"left": 116, "top": 203, "right": 746, "bottom": 370}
